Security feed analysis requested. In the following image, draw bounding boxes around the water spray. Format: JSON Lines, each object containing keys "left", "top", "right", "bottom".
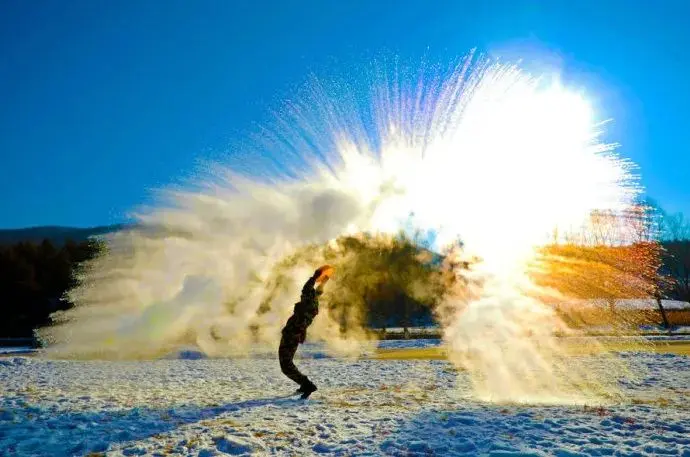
{"left": 38, "top": 52, "right": 656, "bottom": 404}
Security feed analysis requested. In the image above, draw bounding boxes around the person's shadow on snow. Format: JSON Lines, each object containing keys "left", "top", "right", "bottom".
{"left": 2, "top": 395, "right": 301, "bottom": 457}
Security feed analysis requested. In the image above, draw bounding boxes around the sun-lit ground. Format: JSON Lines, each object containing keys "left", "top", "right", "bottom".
{"left": 372, "top": 339, "right": 690, "bottom": 360}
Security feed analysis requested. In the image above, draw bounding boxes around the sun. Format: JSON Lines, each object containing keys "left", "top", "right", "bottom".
{"left": 331, "top": 68, "right": 637, "bottom": 276}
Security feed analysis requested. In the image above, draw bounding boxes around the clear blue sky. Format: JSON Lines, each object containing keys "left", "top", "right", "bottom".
{"left": 2, "top": 0, "right": 689, "bottom": 229}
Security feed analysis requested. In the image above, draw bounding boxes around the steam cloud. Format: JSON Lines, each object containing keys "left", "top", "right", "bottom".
{"left": 38, "top": 52, "right": 648, "bottom": 404}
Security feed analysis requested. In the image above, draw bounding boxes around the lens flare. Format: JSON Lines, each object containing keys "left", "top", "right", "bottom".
{"left": 38, "top": 53, "right": 649, "bottom": 404}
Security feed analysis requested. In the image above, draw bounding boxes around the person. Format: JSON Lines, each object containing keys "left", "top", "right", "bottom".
{"left": 279, "top": 265, "right": 333, "bottom": 399}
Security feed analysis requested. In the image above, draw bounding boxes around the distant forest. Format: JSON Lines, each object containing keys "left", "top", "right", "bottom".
{"left": 0, "top": 238, "right": 102, "bottom": 338}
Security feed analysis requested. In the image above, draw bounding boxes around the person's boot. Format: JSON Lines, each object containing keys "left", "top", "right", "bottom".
{"left": 295, "top": 380, "right": 310, "bottom": 394}
{"left": 299, "top": 380, "right": 317, "bottom": 399}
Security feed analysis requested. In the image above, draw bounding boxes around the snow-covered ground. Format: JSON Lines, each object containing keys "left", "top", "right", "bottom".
{"left": 374, "top": 326, "right": 690, "bottom": 338}
{"left": 1, "top": 348, "right": 689, "bottom": 457}
{"left": 616, "top": 300, "right": 690, "bottom": 311}
{"left": 0, "top": 346, "right": 34, "bottom": 355}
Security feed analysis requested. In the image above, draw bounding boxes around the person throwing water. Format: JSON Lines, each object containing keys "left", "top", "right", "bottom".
{"left": 279, "top": 265, "right": 334, "bottom": 399}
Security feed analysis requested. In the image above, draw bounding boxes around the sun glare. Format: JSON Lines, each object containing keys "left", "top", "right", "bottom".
{"left": 330, "top": 73, "right": 632, "bottom": 276}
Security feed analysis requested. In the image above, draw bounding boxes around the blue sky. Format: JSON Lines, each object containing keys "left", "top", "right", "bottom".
{"left": 2, "top": 0, "right": 689, "bottom": 229}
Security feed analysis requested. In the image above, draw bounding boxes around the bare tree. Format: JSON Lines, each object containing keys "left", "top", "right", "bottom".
{"left": 661, "top": 240, "right": 690, "bottom": 302}
{"left": 653, "top": 206, "right": 690, "bottom": 302}
{"left": 664, "top": 212, "right": 690, "bottom": 242}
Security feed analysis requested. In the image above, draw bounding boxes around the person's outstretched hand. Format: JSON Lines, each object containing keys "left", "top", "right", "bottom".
{"left": 314, "top": 265, "right": 334, "bottom": 282}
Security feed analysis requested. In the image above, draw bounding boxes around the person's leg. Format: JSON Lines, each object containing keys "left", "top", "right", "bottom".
{"left": 278, "top": 335, "right": 309, "bottom": 386}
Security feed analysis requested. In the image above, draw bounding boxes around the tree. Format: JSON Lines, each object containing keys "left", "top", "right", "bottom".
{"left": 0, "top": 238, "right": 103, "bottom": 337}
{"left": 258, "top": 231, "right": 470, "bottom": 336}
{"left": 661, "top": 240, "right": 690, "bottom": 302}
{"left": 664, "top": 213, "right": 690, "bottom": 242}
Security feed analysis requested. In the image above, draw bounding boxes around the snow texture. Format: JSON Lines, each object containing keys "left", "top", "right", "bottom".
{"left": 1, "top": 350, "right": 689, "bottom": 456}
{"left": 616, "top": 300, "right": 689, "bottom": 310}
{"left": 0, "top": 347, "right": 34, "bottom": 355}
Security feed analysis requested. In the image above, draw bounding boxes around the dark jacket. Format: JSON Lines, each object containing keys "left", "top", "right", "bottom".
{"left": 282, "top": 275, "right": 322, "bottom": 343}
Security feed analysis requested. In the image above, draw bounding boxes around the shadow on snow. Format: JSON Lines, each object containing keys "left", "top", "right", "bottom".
{"left": 1, "top": 395, "right": 301, "bottom": 456}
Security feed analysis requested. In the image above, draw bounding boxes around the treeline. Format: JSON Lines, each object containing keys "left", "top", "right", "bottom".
{"left": 660, "top": 240, "right": 690, "bottom": 302}
{"left": 315, "top": 232, "right": 460, "bottom": 332}
{"left": 0, "top": 239, "right": 102, "bottom": 337}
{"left": 1, "top": 224, "right": 689, "bottom": 339}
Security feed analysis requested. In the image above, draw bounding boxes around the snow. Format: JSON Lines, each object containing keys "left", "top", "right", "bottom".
{"left": 376, "top": 338, "right": 443, "bottom": 349}
{"left": 1, "top": 348, "right": 689, "bottom": 457}
{"left": 0, "top": 346, "right": 34, "bottom": 355}
{"left": 616, "top": 300, "right": 690, "bottom": 310}
{"left": 380, "top": 327, "right": 441, "bottom": 334}
{"left": 375, "top": 335, "right": 690, "bottom": 350}
{"left": 554, "top": 300, "right": 690, "bottom": 311}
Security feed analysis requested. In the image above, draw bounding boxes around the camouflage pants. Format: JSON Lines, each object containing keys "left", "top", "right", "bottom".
{"left": 278, "top": 333, "right": 309, "bottom": 386}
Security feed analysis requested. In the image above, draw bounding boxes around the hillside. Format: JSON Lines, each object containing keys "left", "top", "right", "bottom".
{"left": 0, "top": 224, "right": 124, "bottom": 245}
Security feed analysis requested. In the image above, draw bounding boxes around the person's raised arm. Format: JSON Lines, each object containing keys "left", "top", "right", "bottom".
{"left": 301, "top": 273, "right": 318, "bottom": 296}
